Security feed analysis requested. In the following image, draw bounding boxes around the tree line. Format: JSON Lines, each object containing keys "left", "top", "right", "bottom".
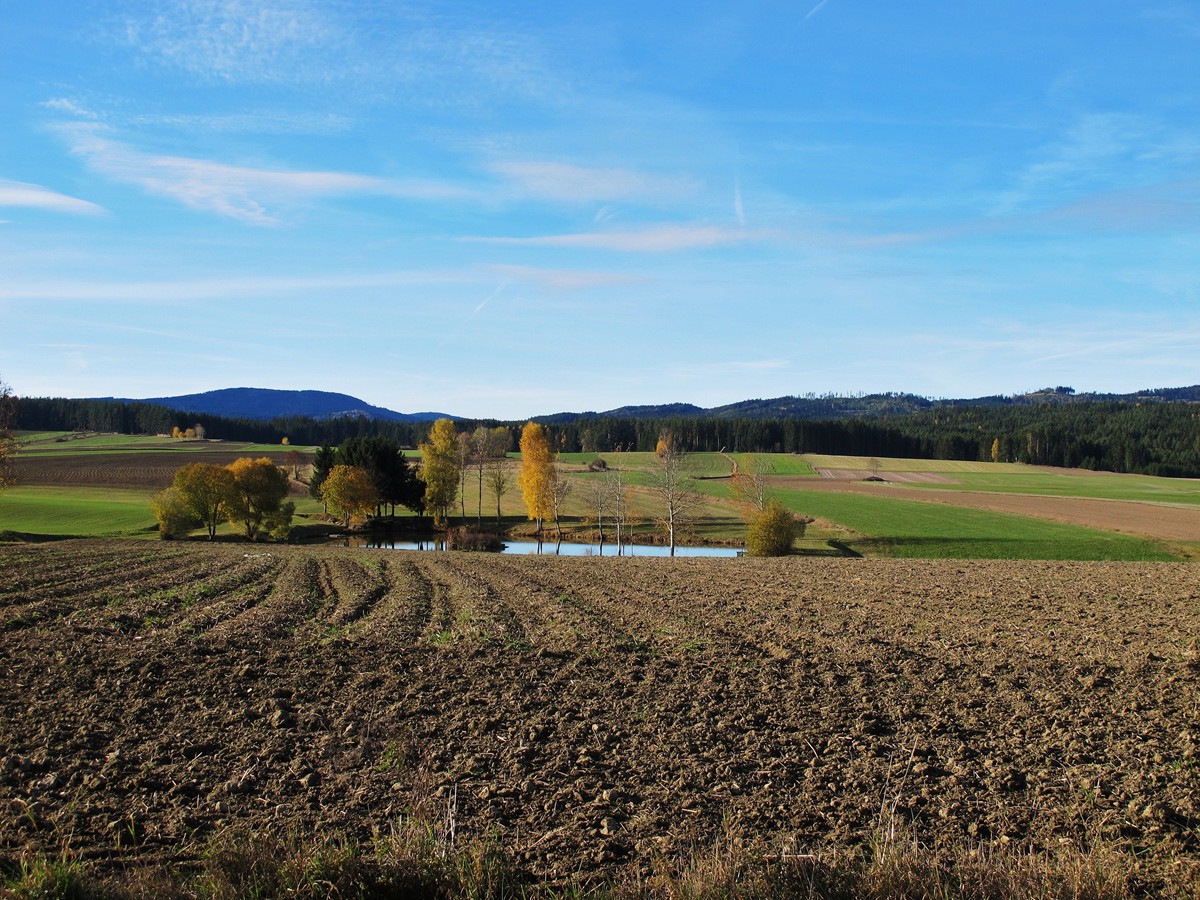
{"left": 16, "top": 394, "right": 1200, "bottom": 477}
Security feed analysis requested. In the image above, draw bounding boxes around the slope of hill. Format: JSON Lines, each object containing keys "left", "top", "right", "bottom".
{"left": 106, "top": 388, "right": 454, "bottom": 422}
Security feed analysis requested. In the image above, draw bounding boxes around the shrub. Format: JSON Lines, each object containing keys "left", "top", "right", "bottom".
{"left": 446, "top": 527, "right": 503, "bottom": 552}
{"left": 150, "top": 486, "right": 199, "bottom": 540}
{"left": 745, "top": 499, "right": 798, "bottom": 557}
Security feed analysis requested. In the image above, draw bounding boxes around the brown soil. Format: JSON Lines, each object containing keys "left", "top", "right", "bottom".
{"left": 1, "top": 541, "right": 1197, "bottom": 887}
{"left": 780, "top": 477, "right": 1200, "bottom": 543}
{"left": 13, "top": 451, "right": 306, "bottom": 494}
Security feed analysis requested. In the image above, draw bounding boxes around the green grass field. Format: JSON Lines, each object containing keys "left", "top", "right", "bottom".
{"left": 0, "top": 486, "right": 159, "bottom": 538}
{"left": 771, "top": 487, "right": 1176, "bottom": 561}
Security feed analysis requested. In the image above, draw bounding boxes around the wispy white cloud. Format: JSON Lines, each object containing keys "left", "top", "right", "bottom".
{"left": 42, "top": 98, "right": 99, "bottom": 119}
{"left": 468, "top": 224, "right": 773, "bottom": 253}
{"left": 995, "top": 113, "right": 1173, "bottom": 214}
{"left": 58, "top": 125, "right": 473, "bottom": 223}
{"left": 0, "top": 180, "right": 103, "bottom": 216}
{"left": 117, "top": 0, "right": 345, "bottom": 85}
{"left": 733, "top": 178, "right": 745, "bottom": 226}
{"left": 110, "top": 1, "right": 564, "bottom": 107}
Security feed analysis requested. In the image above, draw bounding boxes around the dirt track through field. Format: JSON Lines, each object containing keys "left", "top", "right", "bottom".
{"left": 1, "top": 541, "right": 1198, "bottom": 887}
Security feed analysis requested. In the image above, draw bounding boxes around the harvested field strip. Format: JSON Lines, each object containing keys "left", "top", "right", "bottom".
{"left": 204, "top": 556, "right": 325, "bottom": 643}
{"left": 426, "top": 556, "right": 529, "bottom": 647}
{"left": 0, "top": 546, "right": 208, "bottom": 632}
{"left": 412, "top": 562, "right": 451, "bottom": 644}
{"left": 321, "top": 557, "right": 388, "bottom": 629}
{"left": 346, "top": 557, "right": 433, "bottom": 645}
{"left": 479, "top": 557, "right": 649, "bottom": 652}
{"left": 449, "top": 555, "right": 592, "bottom": 652}
{"left": 412, "top": 556, "right": 540, "bottom": 646}
{"left": 0, "top": 543, "right": 190, "bottom": 601}
{"left": 172, "top": 553, "right": 288, "bottom": 637}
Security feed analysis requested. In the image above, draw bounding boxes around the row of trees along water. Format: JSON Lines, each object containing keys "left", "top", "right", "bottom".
{"left": 158, "top": 422, "right": 790, "bottom": 556}
{"left": 16, "top": 395, "right": 1200, "bottom": 477}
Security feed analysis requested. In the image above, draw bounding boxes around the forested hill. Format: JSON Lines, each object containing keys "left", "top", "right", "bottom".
{"left": 543, "top": 386, "right": 1200, "bottom": 422}
{"left": 101, "top": 388, "right": 453, "bottom": 422}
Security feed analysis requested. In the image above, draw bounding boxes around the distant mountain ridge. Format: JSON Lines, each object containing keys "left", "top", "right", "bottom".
{"left": 107, "top": 388, "right": 454, "bottom": 422}
{"left": 538, "top": 385, "right": 1200, "bottom": 423}
{"left": 102, "top": 384, "right": 1200, "bottom": 425}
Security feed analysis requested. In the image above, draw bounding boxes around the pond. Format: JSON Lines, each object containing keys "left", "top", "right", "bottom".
{"left": 358, "top": 537, "right": 743, "bottom": 557}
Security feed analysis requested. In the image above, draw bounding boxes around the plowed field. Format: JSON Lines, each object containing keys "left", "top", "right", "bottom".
{"left": 1, "top": 541, "right": 1198, "bottom": 888}
{"left": 12, "top": 451, "right": 301, "bottom": 492}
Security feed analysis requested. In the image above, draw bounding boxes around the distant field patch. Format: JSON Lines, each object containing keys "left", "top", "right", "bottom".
{"left": 773, "top": 487, "right": 1175, "bottom": 561}
{"left": 736, "top": 453, "right": 815, "bottom": 476}
{"left": 803, "top": 454, "right": 1023, "bottom": 474}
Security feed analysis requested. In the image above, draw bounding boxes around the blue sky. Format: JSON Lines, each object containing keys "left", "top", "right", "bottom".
{"left": 3, "top": 2, "right": 1199, "bottom": 419}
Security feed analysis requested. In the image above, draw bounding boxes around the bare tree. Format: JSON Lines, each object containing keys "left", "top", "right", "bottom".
{"left": 588, "top": 470, "right": 611, "bottom": 545}
{"left": 607, "top": 447, "right": 630, "bottom": 555}
{"left": 456, "top": 431, "right": 472, "bottom": 521}
{"left": 471, "top": 426, "right": 510, "bottom": 527}
{"left": 550, "top": 464, "right": 572, "bottom": 540}
{"left": 730, "top": 454, "right": 770, "bottom": 513}
{"left": 647, "top": 435, "right": 699, "bottom": 556}
{"left": 486, "top": 452, "right": 511, "bottom": 527}
{"left": 0, "top": 377, "right": 17, "bottom": 491}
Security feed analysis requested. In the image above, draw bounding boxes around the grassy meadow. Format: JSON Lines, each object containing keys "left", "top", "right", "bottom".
{"left": 2, "top": 432, "right": 1197, "bottom": 559}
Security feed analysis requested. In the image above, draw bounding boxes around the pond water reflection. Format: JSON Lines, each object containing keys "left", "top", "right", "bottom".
{"left": 359, "top": 537, "right": 742, "bottom": 557}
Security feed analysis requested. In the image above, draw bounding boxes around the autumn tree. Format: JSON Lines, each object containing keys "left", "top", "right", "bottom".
{"left": 309, "top": 444, "right": 335, "bottom": 509}
{"left": 647, "top": 433, "right": 698, "bottom": 556}
{"left": 745, "top": 499, "right": 799, "bottom": 557}
{"left": 321, "top": 464, "right": 378, "bottom": 527}
{"left": 0, "top": 378, "right": 17, "bottom": 491}
{"left": 172, "top": 461, "right": 235, "bottom": 540}
{"left": 285, "top": 449, "right": 304, "bottom": 480}
{"left": 420, "top": 418, "right": 460, "bottom": 526}
{"left": 225, "top": 457, "right": 293, "bottom": 541}
{"left": 151, "top": 486, "right": 198, "bottom": 539}
{"left": 517, "top": 421, "right": 555, "bottom": 536}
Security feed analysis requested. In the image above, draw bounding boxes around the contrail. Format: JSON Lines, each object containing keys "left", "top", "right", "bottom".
{"left": 435, "top": 281, "right": 508, "bottom": 350}
{"left": 804, "top": 0, "right": 829, "bottom": 20}
{"left": 467, "top": 282, "right": 506, "bottom": 321}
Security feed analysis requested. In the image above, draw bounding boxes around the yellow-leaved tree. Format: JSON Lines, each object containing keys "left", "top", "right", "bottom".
{"left": 225, "top": 457, "right": 293, "bottom": 541}
{"left": 321, "top": 464, "right": 378, "bottom": 527}
{"left": 420, "top": 418, "right": 460, "bottom": 526}
{"left": 517, "top": 421, "right": 555, "bottom": 537}
{"left": 170, "top": 461, "right": 235, "bottom": 540}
